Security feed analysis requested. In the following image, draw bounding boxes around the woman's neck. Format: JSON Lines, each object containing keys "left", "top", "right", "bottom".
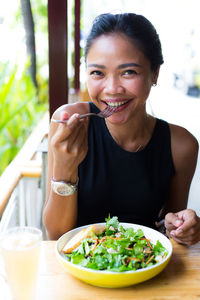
{"left": 105, "top": 113, "right": 155, "bottom": 152}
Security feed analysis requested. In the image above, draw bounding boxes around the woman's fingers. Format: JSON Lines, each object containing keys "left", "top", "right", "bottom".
{"left": 51, "top": 113, "right": 82, "bottom": 145}
{"left": 169, "top": 230, "right": 200, "bottom": 245}
{"left": 165, "top": 212, "right": 183, "bottom": 231}
{"left": 66, "top": 118, "right": 88, "bottom": 151}
{"left": 65, "top": 122, "right": 88, "bottom": 157}
{"left": 60, "top": 111, "right": 70, "bottom": 121}
{"left": 165, "top": 209, "right": 200, "bottom": 245}
{"left": 51, "top": 112, "right": 88, "bottom": 163}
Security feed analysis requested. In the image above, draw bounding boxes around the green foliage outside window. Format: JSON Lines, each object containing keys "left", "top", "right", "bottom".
{"left": 0, "top": 0, "right": 48, "bottom": 175}
{"left": 0, "top": 62, "right": 47, "bottom": 175}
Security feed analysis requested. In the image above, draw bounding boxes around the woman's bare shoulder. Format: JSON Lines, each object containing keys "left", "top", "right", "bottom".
{"left": 169, "top": 123, "right": 198, "bottom": 150}
{"left": 169, "top": 123, "right": 199, "bottom": 167}
{"left": 52, "top": 102, "right": 90, "bottom": 119}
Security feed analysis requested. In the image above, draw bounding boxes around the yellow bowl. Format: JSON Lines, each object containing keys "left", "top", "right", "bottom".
{"left": 55, "top": 222, "right": 173, "bottom": 288}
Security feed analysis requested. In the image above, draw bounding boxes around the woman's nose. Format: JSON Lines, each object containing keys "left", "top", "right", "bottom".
{"left": 104, "top": 76, "right": 125, "bottom": 94}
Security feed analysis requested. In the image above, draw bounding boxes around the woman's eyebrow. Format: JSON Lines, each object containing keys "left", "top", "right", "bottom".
{"left": 118, "top": 63, "right": 142, "bottom": 68}
{"left": 87, "top": 63, "right": 142, "bottom": 69}
{"left": 87, "top": 63, "right": 105, "bottom": 68}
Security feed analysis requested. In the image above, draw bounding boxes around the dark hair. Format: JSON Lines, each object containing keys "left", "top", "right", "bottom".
{"left": 85, "top": 13, "right": 164, "bottom": 71}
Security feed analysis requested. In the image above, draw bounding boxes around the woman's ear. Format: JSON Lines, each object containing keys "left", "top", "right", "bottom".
{"left": 152, "top": 67, "right": 160, "bottom": 85}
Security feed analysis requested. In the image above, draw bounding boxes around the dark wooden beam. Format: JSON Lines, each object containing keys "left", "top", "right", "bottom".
{"left": 74, "top": 0, "right": 81, "bottom": 93}
{"left": 48, "top": 0, "right": 68, "bottom": 118}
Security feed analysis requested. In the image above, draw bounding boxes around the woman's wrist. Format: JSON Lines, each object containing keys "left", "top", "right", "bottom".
{"left": 53, "top": 166, "right": 78, "bottom": 184}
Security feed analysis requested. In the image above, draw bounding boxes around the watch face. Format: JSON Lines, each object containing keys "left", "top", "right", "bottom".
{"left": 52, "top": 180, "right": 77, "bottom": 196}
{"left": 57, "top": 184, "right": 73, "bottom": 195}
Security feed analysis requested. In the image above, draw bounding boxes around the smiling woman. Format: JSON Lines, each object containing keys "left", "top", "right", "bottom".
{"left": 43, "top": 13, "right": 200, "bottom": 246}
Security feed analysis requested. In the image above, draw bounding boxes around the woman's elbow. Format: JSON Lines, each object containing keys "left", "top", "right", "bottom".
{"left": 42, "top": 211, "right": 60, "bottom": 240}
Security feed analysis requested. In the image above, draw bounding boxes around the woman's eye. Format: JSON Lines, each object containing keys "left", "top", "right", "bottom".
{"left": 90, "top": 70, "right": 103, "bottom": 76}
{"left": 123, "top": 70, "right": 137, "bottom": 76}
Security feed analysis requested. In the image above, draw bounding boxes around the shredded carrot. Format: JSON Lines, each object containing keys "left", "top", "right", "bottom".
{"left": 140, "top": 237, "right": 153, "bottom": 250}
{"left": 108, "top": 237, "right": 123, "bottom": 240}
{"left": 126, "top": 257, "right": 141, "bottom": 264}
{"left": 91, "top": 239, "right": 99, "bottom": 252}
{"left": 130, "top": 257, "right": 141, "bottom": 262}
{"left": 146, "top": 240, "right": 153, "bottom": 250}
{"left": 99, "top": 236, "right": 107, "bottom": 244}
{"left": 146, "top": 255, "right": 154, "bottom": 265}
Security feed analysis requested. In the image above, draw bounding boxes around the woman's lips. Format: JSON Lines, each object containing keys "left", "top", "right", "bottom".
{"left": 102, "top": 99, "right": 132, "bottom": 112}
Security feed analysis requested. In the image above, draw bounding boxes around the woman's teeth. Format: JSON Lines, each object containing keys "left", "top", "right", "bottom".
{"left": 107, "top": 101, "right": 127, "bottom": 107}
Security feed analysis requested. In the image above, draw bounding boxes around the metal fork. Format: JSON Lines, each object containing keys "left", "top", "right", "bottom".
{"left": 51, "top": 105, "right": 117, "bottom": 124}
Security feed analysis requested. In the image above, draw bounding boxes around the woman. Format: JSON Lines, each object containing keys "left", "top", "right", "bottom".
{"left": 43, "top": 13, "right": 200, "bottom": 244}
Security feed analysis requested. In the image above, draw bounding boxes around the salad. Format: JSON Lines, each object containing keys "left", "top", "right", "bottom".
{"left": 63, "top": 216, "right": 168, "bottom": 272}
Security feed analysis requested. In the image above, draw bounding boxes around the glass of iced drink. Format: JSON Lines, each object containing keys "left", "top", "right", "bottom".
{"left": 0, "top": 226, "right": 42, "bottom": 300}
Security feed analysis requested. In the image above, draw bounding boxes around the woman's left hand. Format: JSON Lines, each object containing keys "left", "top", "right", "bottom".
{"left": 165, "top": 209, "right": 200, "bottom": 245}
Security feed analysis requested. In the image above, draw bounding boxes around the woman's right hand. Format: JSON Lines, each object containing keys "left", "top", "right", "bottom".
{"left": 50, "top": 110, "right": 89, "bottom": 183}
{"left": 43, "top": 103, "right": 90, "bottom": 239}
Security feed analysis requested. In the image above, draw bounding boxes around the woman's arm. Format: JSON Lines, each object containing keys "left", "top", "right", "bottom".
{"left": 161, "top": 124, "right": 199, "bottom": 245}
{"left": 43, "top": 102, "right": 89, "bottom": 240}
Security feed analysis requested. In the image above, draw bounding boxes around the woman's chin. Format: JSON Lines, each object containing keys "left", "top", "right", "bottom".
{"left": 106, "top": 114, "right": 128, "bottom": 124}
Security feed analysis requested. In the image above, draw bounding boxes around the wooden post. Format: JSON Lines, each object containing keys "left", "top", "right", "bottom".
{"left": 48, "top": 0, "right": 68, "bottom": 118}
{"left": 74, "top": 0, "right": 81, "bottom": 93}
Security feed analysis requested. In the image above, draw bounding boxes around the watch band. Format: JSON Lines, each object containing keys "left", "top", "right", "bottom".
{"left": 51, "top": 176, "right": 79, "bottom": 196}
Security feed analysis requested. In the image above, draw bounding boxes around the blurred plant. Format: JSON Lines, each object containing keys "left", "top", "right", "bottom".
{"left": 0, "top": 62, "right": 47, "bottom": 175}
{"left": 21, "top": 0, "right": 38, "bottom": 88}
{"left": 0, "top": 0, "right": 49, "bottom": 175}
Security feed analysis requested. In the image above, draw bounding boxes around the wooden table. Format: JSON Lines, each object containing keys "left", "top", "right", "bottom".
{"left": 35, "top": 240, "right": 200, "bottom": 300}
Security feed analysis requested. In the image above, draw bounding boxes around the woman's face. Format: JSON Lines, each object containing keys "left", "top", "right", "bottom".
{"left": 86, "top": 33, "right": 159, "bottom": 124}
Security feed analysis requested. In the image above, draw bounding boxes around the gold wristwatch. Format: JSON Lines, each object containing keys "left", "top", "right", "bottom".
{"left": 51, "top": 176, "right": 79, "bottom": 196}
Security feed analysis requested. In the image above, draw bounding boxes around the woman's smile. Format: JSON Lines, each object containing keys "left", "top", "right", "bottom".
{"left": 101, "top": 98, "right": 133, "bottom": 113}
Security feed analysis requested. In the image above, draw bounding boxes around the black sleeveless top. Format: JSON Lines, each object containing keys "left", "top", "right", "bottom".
{"left": 77, "top": 102, "right": 175, "bottom": 229}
